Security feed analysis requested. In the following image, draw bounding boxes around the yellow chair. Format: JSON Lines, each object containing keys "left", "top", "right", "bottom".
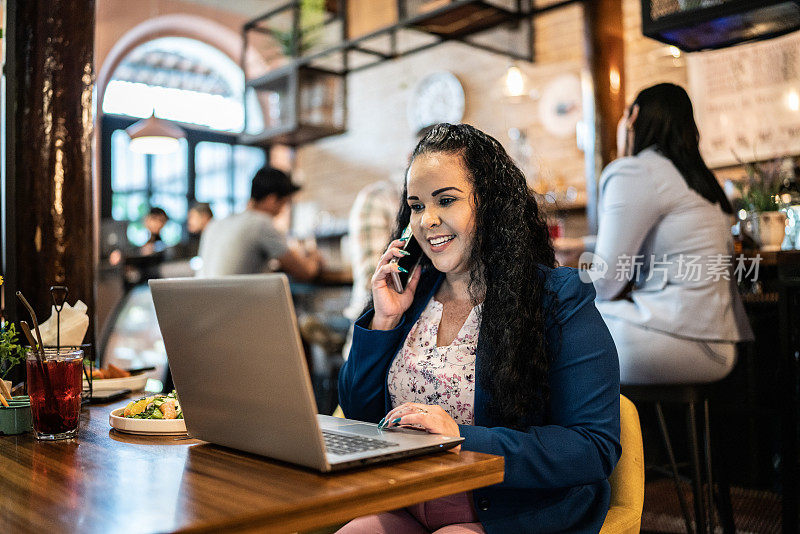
{"left": 600, "top": 394, "right": 645, "bottom": 534}
{"left": 332, "top": 396, "right": 644, "bottom": 533}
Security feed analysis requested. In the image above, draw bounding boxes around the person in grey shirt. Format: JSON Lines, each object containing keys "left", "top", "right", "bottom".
{"left": 555, "top": 83, "right": 752, "bottom": 385}
{"left": 198, "top": 167, "right": 322, "bottom": 280}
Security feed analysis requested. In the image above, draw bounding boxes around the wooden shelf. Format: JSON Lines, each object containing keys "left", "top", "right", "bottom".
{"left": 241, "top": 64, "right": 346, "bottom": 147}
{"left": 247, "top": 64, "right": 341, "bottom": 91}
{"left": 409, "top": 1, "right": 521, "bottom": 39}
{"left": 240, "top": 123, "right": 346, "bottom": 147}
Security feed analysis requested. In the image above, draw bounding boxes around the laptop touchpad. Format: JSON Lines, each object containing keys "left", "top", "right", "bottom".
{"left": 336, "top": 423, "right": 380, "bottom": 435}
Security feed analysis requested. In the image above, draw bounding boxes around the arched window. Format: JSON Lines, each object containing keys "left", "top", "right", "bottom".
{"left": 101, "top": 37, "right": 266, "bottom": 249}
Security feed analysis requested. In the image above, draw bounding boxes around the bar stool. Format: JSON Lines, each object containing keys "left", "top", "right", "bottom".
{"left": 777, "top": 251, "right": 800, "bottom": 534}
{"left": 621, "top": 383, "right": 735, "bottom": 534}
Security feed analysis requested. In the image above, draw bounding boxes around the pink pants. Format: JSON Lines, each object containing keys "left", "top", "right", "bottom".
{"left": 335, "top": 492, "right": 485, "bottom": 534}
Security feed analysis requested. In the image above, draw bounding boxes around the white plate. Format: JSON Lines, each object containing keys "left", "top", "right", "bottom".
{"left": 85, "top": 374, "right": 149, "bottom": 392}
{"left": 109, "top": 407, "right": 187, "bottom": 435}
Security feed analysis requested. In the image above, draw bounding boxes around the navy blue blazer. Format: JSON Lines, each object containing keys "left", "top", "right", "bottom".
{"left": 339, "top": 266, "right": 621, "bottom": 533}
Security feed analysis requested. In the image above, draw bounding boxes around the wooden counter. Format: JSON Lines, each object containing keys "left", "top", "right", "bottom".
{"left": 0, "top": 400, "right": 504, "bottom": 533}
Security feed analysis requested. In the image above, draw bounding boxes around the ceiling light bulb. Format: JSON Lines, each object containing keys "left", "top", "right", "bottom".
{"left": 504, "top": 66, "right": 526, "bottom": 99}
{"left": 787, "top": 89, "right": 800, "bottom": 112}
{"left": 129, "top": 136, "right": 181, "bottom": 154}
{"left": 609, "top": 67, "right": 621, "bottom": 94}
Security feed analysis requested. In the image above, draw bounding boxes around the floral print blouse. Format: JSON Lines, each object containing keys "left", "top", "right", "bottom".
{"left": 387, "top": 298, "right": 481, "bottom": 425}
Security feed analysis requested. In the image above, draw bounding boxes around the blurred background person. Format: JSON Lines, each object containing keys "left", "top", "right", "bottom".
{"left": 342, "top": 132, "right": 431, "bottom": 356}
{"left": 170, "top": 202, "right": 213, "bottom": 260}
{"left": 198, "top": 166, "right": 322, "bottom": 280}
{"left": 555, "top": 83, "right": 750, "bottom": 385}
{"left": 140, "top": 207, "right": 169, "bottom": 255}
{"left": 122, "top": 206, "right": 170, "bottom": 286}
{"left": 343, "top": 179, "right": 401, "bottom": 323}
{"left": 187, "top": 202, "right": 213, "bottom": 241}
{"left": 340, "top": 178, "right": 401, "bottom": 360}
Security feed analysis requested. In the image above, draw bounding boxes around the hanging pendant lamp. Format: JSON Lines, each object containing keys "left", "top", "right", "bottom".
{"left": 126, "top": 113, "right": 186, "bottom": 154}
{"left": 502, "top": 63, "right": 531, "bottom": 101}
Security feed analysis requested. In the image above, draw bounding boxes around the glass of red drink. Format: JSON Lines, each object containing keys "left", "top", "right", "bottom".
{"left": 26, "top": 348, "right": 83, "bottom": 440}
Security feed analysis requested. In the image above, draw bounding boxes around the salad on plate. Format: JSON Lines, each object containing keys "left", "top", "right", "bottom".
{"left": 122, "top": 391, "right": 183, "bottom": 420}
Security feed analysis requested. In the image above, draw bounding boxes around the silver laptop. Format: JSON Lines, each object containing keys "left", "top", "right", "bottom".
{"left": 149, "top": 274, "right": 463, "bottom": 472}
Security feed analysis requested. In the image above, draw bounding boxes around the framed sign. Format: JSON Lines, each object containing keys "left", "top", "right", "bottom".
{"left": 687, "top": 31, "right": 800, "bottom": 168}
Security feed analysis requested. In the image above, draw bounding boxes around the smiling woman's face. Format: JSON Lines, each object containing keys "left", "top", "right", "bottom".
{"left": 406, "top": 152, "right": 476, "bottom": 276}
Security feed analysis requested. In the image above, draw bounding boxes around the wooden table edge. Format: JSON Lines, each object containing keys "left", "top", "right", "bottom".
{"left": 177, "top": 453, "right": 505, "bottom": 534}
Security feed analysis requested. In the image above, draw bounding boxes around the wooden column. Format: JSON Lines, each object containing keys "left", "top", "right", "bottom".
{"left": 3, "top": 0, "right": 96, "bottom": 350}
{"left": 586, "top": 0, "right": 626, "bottom": 166}
{"left": 583, "top": 0, "right": 626, "bottom": 232}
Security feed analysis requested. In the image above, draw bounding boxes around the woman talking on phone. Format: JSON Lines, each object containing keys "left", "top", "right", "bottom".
{"left": 338, "top": 123, "right": 620, "bottom": 534}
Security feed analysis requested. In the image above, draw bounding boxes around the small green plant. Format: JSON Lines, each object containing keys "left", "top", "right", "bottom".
{"left": 734, "top": 156, "right": 783, "bottom": 213}
{"left": 0, "top": 322, "right": 26, "bottom": 380}
{"left": 271, "top": 28, "right": 316, "bottom": 56}
{"left": 272, "top": 0, "right": 326, "bottom": 57}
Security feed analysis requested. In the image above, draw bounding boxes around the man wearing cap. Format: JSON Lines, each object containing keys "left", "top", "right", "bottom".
{"left": 197, "top": 167, "right": 322, "bottom": 280}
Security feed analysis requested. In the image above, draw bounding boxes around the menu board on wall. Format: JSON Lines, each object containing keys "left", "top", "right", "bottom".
{"left": 687, "top": 31, "right": 800, "bottom": 168}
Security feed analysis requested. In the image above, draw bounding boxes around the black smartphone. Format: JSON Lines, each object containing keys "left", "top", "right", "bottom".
{"left": 390, "top": 226, "right": 424, "bottom": 293}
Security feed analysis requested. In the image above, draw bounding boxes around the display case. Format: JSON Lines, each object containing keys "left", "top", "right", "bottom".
{"left": 240, "top": 64, "right": 346, "bottom": 146}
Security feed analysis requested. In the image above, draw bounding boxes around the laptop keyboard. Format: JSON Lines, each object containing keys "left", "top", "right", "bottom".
{"left": 322, "top": 430, "right": 399, "bottom": 456}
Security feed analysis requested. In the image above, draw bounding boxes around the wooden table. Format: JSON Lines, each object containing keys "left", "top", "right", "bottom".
{"left": 0, "top": 401, "right": 504, "bottom": 533}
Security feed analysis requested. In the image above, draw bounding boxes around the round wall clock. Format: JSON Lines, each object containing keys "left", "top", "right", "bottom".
{"left": 538, "top": 73, "right": 582, "bottom": 138}
{"left": 407, "top": 71, "right": 465, "bottom": 134}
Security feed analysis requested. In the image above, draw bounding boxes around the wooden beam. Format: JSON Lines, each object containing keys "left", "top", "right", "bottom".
{"left": 586, "top": 0, "right": 626, "bottom": 167}
{"left": 4, "top": 0, "right": 96, "bottom": 353}
{"left": 583, "top": 0, "right": 626, "bottom": 233}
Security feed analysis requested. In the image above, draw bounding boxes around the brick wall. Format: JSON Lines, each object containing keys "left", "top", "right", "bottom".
{"left": 294, "top": 2, "right": 587, "bottom": 220}
{"left": 292, "top": 0, "right": 755, "bottom": 221}
{"left": 621, "top": 0, "right": 688, "bottom": 102}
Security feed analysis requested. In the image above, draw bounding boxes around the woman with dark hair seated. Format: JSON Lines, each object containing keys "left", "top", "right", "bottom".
{"left": 337, "top": 123, "right": 621, "bottom": 534}
{"left": 556, "top": 83, "right": 751, "bottom": 385}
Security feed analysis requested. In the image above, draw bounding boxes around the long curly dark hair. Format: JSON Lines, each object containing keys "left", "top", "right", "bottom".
{"left": 393, "top": 123, "right": 557, "bottom": 428}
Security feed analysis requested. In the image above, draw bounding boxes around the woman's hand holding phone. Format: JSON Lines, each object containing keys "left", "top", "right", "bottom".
{"left": 370, "top": 239, "right": 422, "bottom": 330}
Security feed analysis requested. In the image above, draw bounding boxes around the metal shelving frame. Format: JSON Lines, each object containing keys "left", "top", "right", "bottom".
{"left": 240, "top": 0, "right": 582, "bottom": 145}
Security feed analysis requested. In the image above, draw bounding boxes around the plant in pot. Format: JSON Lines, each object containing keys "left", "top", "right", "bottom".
{"left": 0, "top": 321, "right": 32, "bottom": 435}
{"left": 271, "top": 0, "right": 326, "bottom": 57}
{"left": 1, "top": 321, "right": 26, "bottom": 394}
{"left": 734, "top": 158, "right": 787, "bottom": 251}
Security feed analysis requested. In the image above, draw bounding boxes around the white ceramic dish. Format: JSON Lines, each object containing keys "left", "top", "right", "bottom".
{"left": 109, "top": 407, "right": 187, "bottom": 435}
{"left": 85, "top": 374, "right": 149, "bottom": 392}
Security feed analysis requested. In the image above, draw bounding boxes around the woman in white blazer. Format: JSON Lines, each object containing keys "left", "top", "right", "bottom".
{"left": 559, "top": 83, "right": 751, "bottom": 385}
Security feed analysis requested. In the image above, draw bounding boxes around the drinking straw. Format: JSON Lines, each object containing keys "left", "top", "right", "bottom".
{"left": 17, "top": 292, "right": 57, "bottom": 405}
{"left": 16, "top": 292, "right": 46, "bottom": 362}
{"left": 49, "top": 286, "right": 68, "bottom": 352}
{"left": 19, "top": 322, "right": 43, "bottom": 364}
{"left": 20, "top": 320, "right": 57, "bottom": 406}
